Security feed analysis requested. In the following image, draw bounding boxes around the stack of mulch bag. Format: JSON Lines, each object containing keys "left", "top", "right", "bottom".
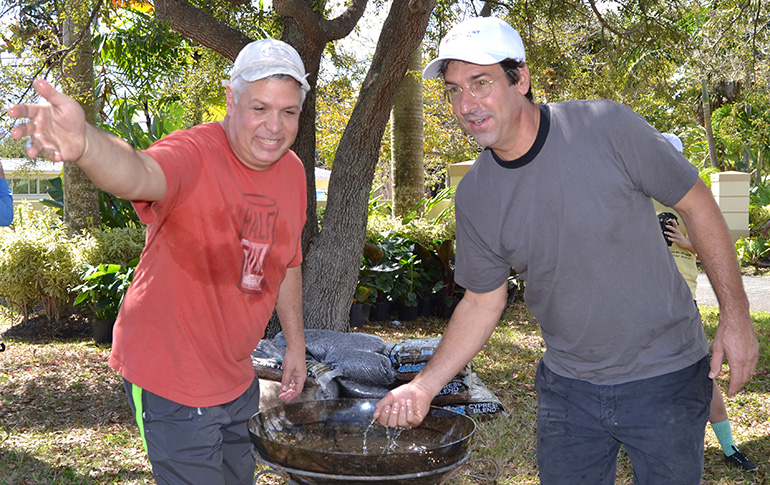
{"left": 252, "top": 329, "right": 505, "bottom": 419}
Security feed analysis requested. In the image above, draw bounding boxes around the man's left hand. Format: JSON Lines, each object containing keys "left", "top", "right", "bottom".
{"left": 710, "top": 312, "right": 759, "bottom": 396}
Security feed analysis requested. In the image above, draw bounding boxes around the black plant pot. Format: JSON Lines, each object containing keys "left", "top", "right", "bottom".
{"left": 349, "top": 303, "right": 371, "bottom": 328}
{"left": 397, "top": 302, "right": 419, "bottom": 322}
{"left": 371, "top": 300, "right": 393, "bottom": 321}
{"left": 92, "top": 319, "right": 115, "bottom": 345}
{"left": 418, "top": 296, "right": 435, "bottom": 317}
{"left": 438, "top": 298, "right": 459, "bottom": 319}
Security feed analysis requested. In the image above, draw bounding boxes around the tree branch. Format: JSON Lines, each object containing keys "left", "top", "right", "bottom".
{"left": 322, "top": 0, "right": 368, "bottom": 41}
{"left": 154, "top": 0, "right": 252, "bottom": 60}
{"left": 16, "top": 0, "right": 104, "bottom": 102}
{"left": 586, "top": 0, "right": 623, "bottom": 38}
{"left": 274, "top": 0, "right": 325, "bottom": 45}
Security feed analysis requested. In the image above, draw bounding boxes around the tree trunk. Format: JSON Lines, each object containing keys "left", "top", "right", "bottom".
{"left": 301, "top": 1, "right": 435, "bottom": 331}
{"left": 280, "top": 16, "right": 324, "bottom": 256}
{"left": 701, "top": 81, "right": 720, "bottom": 170}
{"left": 391, "top": 46, "right": 425, "bottom": 219}
{"left": 61, "top": 0, "right": 100, "bottom": 233}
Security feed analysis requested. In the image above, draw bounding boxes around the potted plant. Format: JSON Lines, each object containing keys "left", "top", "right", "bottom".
{"left": 73, "top": 259, "right": 137, "bottom": 344}
{"left": 364, "top": 259, "right": 399, "bottom": 321}
{"left": 392, "top": 253, "right": 422, "bottom": 321}
{"left": 349, "top": 284, "right": 374, "bottom": 328}
{"left": 418, "top": 239, "right": 461, "bottom": 318}
{"left": 358, "top": 241, "right": 398, "bottom": 321}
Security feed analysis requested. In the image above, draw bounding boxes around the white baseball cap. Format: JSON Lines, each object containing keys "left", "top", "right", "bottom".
{"left": 662, "top": 133, "right": 684, "bottom": 153}
{"left": 423, "top": 17, "right": 526, "bottom": 79}
{"left": 227, "top": 39, "right": 310, "bottom": 93}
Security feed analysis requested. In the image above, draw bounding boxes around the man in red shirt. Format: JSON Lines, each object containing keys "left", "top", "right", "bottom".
{"left": 9, "top": 39, "right": 310, "bottom": 484}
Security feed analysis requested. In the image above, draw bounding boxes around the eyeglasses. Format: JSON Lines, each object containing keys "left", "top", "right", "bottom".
{"left": 443, "top": 70, "right": 511, "bottom": 104}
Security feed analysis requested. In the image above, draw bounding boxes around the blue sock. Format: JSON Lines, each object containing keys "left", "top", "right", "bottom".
{"left": 711, "top": 419, "right": 737, "bottom": 456}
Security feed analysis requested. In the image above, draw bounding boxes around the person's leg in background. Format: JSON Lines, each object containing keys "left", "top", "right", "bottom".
{"left": 709, "top": 380, "right": 759, "bottom": 472}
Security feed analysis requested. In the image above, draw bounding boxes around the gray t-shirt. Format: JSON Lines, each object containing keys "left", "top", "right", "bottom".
{"left": 454, "top": 100, "right": 708, "bottom": 385}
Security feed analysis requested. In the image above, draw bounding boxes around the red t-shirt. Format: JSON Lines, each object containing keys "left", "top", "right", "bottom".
{"left": 109, "top": 122, "right": 307, "bottom": 407}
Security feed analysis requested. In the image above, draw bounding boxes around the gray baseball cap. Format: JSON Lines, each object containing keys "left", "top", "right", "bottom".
{"left": 227, "top": 39, "right": 310, "bottom": 93}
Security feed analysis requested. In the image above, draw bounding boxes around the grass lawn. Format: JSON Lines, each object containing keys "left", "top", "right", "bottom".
{"left": 1, "top": 302, "right": 768, "bottom": 484}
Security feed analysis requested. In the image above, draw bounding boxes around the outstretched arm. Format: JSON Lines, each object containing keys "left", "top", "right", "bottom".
{"left": 673, "top": 179, "right": 758, "bottom": 396}
{"left": 8, "top": 79, "right": 166, "bottom": 201}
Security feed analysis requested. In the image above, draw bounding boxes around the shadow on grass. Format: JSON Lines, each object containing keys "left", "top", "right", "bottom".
{"left": 0, "top": 310, "right": 130, "bottom": 434}
{"left": 0, "top": 313, "right": 151, "bottom": 484}
{"left": 0, "top": 447, "right": 91, "bottom": 484}
{"left": 0, "top": 447, "right": 151, "bottom": 485}
{"left": 1, "top": 372, "right": 130, "bottom": 432}
{"left": 1, "top": 306, "right": 95, "bottom": 345}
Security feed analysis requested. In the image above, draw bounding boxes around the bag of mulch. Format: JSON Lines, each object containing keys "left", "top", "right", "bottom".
{"left": 389, "top": 337, "right": 442, "bottom": 369}
{"left": 431, "top": 373, "right": 472, "bottom": 405}
{"left": 253, "top": 338, "right": 286, "bottom": 360}
{"left": 273, "top": 329, "right": 389, "bottom": 362}
{"left": 396, "top": 362, "right": 471, "bottom": 381}
{"left": 390, "top": 337, "right": 473, "bottom": 380}
{"left": 438, "top": 373, "right": 505, "bottom": 419}
{"left": 324, "top": 346, "right": 397, "bottom": 388}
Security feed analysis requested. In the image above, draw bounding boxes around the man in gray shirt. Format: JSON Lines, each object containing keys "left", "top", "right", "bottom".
{"left": 375, "top": 16, "right": 758, "bottom": 484}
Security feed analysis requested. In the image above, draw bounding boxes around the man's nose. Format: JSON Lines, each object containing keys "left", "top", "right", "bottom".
{"left": 457, "top": 89, "right": 479, "bottom": 114}
{"left": 264, "top": 111, "right": 283, "bottom": 132}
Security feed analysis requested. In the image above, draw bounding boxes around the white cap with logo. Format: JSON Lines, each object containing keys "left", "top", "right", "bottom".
{"left": 227, "top": 39, "right": 310, "bottom": 93}
{"left": 423, "top": 17, "right": 526, "bottom": 79}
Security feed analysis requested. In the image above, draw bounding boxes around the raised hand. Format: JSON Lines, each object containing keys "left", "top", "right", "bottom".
{"left": 8, "top": 79, "right": 87, "bottom": 162}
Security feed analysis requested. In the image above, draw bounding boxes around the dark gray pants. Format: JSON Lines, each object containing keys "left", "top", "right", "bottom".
{"left": 536, "top": 357, "right": 712, "bottom": 484}
{"left": 124, "top": 377, "right": 260, "bottom": 485}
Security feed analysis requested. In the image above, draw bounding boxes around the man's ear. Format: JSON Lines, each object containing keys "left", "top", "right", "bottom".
{"left": 517, "top": 64, "right": 531, "bottom": 94}
{"left": 225, "top": 86, "right": 234, "bottom": 110}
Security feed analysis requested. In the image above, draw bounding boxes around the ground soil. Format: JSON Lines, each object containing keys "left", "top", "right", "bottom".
{"left": 1, "top": 305, "right": 95, "bottom": 344}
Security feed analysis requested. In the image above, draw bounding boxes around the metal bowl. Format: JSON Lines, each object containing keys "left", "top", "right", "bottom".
{"left": 249, "top": 398, "right": 475, "bottom": 481}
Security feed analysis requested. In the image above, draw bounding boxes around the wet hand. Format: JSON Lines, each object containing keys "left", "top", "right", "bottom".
{"left": 278, "top": 349, "right": 307, "bottom": 402}
{"left": 374, "top": 387, "right": 429, "bottom": 429}
{"left": 278, "top": 377, "right": 303, "bottom": 402}
{"left": 380, "top": 399, "right": 423, "bottom": 429}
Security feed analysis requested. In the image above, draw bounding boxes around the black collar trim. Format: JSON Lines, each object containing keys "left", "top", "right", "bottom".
{"left": 491, "top": 104, "right": 550, "bottom": 169}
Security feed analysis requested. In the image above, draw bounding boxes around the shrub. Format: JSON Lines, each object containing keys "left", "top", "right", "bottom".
{"left": 0, "top": 204, "right": 83, "bottom": 322}
{"left": 76, "top": 225, "right": 146, "bottom": 267}
{"left": 0, "top": 205, "right": 147, "bottom": 324}
{"left": 366, "top": 186, "right": 456, "bottom": 244}
{"left": 363, "top": 199, "right": 457, "bottom": 309}
{"left": 366, "top": 214, "right": 456, "bottom": 246}
{"left": 735, "top": 237, "right": 770, "bottom": 265}
{"left": 749, "top": 205, "right": 770, "bottom": 238}
{"left": 73, "top": 261, "right": 137, "bottom": 321}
